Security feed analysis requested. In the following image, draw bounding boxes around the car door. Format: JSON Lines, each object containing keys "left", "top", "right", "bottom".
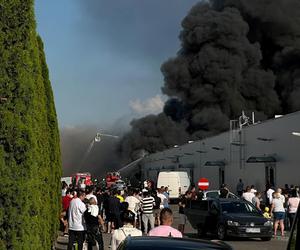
{"left": 185, "top": 200, "right": 209, "bottom": 230}
{"left": 207, "top": 200, "right": 220, "bottom": 233}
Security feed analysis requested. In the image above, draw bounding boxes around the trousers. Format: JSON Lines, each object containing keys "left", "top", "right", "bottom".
{"left": 67, "top": 230, "right": 85, "bottom": 250}
{"left": 142, "top": 213, "right": 155, "bottom": 234}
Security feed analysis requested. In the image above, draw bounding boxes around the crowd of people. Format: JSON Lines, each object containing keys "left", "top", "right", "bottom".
{"left": 60, "top": 179, "right": 300, "bottom": 249}
{"left": 233, "top": 179, "right": 300, "bottom": 238}
{"left": 60, "top": 181, "right": 184, "bottom": 250}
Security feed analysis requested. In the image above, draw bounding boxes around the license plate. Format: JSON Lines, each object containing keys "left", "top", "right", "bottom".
{"left": 246, "top": 228, "right": 261, "bottom": 233}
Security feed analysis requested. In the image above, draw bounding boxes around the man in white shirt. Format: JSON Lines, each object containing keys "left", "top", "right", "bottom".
{"left": 157, "top": 188, "right": 168, "bottom": 209}
{"left": 125, "top": 189, "right": 141, "bottom": 224}
{"left": 67, "top": 190, "right": 87, "bottom": 250}
{"left": 242, "top": 186, "right": 255, "bottom": 203}
{"left": 267, "top": 186, "right": 275, "bottom": 206}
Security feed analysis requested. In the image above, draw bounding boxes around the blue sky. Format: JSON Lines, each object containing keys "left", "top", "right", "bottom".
{"left": 35, "top": 0, "right": 199, "bottom": 128}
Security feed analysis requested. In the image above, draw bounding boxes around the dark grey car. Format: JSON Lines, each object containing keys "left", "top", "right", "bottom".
{"left": 185, "top": 198, "right": 273, "bottom": 241}
{"left": 117, "top": 236, "right": 233, "bottom": 250}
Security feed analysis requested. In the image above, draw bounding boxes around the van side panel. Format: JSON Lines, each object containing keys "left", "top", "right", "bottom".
{"left": 157, "top": 171, "right": 190, "bottom": 199}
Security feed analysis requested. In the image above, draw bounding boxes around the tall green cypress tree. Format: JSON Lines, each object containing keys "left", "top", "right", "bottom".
{"left": 0, "top": 1, "right": 61, "bottom": 249}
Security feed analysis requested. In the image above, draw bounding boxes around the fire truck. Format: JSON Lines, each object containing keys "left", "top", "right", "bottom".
{"left": 72, "top": 172, "right": 93, "bottom": 188}
{"left": 105, "top": 172, "right": 121, "bottom": 188}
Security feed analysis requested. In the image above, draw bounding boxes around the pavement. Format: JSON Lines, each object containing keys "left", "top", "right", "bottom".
{"left": 55, "top": 204, "right": 290, "bottom": 250}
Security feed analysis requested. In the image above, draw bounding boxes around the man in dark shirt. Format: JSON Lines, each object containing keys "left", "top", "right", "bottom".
{"left": 178, "top": 191, "right": 192, "bottom": 234}
{"left": 107, "top": 189, "right": 122, "bottom": 230}
{"left": 219, "top": 184, "right": 229, "bottom": 198}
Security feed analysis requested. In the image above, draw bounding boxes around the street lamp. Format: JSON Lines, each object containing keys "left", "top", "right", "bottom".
{"left": 78, "top": 132, "right": 119, "bottom": 172}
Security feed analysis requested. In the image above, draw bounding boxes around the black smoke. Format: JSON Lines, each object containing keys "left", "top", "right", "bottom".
{"left": 213, "top": 0, "right": 300, "bottom": 113}
{"left": 118, "top": 113, "right": 189, "bottom": 160}
{"left": 120, "top": 0, "right": 300, "bottom": 159}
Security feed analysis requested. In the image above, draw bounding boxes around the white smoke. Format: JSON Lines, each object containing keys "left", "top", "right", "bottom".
{"left": 129, "top": 94, "right": 165, "bottom": 115}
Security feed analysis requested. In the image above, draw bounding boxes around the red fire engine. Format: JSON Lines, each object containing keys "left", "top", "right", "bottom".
{"left": 105, "top": 172, "right": 120, "bottom": 188}
{"left": 72, "top": 172, "right": 93, "bottom": 187}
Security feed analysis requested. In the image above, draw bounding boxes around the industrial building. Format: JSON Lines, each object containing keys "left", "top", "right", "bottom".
{"left": 140, "top": 111, "right": 300, "bottom": 192}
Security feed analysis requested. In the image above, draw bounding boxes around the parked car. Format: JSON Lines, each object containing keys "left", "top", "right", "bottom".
{"left": 203, "top": 190, "right": 239, "bottom": 200}
{"left": 185, "top": 198, "right": 273, "bottom": 241}
{"left": 117, "top": 236, "right": 233, "bottom": 250}
{"left": 157, "top": 171, "right": 190, "bottom": 199}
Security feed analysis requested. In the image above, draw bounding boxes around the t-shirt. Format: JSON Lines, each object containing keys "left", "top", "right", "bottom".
{"left": 84, "top": 205, "right": 99, "bottom": 228}
{"left": 242, "top": 192, "right": 255, "bottom": 203}
{"left": 149, "top": 225, "right": 183, "bottom": 238}
{"left": 108, "top": 196, "right": 121, "bottom": 214}
{"left": 125, "top": 196, "right": 140, "bottom": 214}
{"left": 267, "top": 188, "right": 275, "bottom": 204}
{"left": 111, "top": 225, "right": 142, "bottom": 250}
{"left": 86, "top": 193, "right": 98, "bottom": 204}
{"left": 62, "top": 195, "right": 72, "bottom": 211}
{"left": 273, "top": 198, "right": 285, "bottom": 212}
{"left": 157, "top": 193, "right": 167, "bottom": 209}
{"left": 252, "top": 196, "right": 260, "bottom": 209}
{"left": 288, "top": 197, "right": 300, "bottom": 213}
{"left": 141, "top": 196, "right": 155, "bottom": 214}
{"left": 68, "top": 198, "right": 87, "bottom": 231}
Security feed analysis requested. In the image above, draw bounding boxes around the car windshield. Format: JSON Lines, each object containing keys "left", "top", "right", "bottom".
{"left": 221, "top": 201, "right": 259, "bottom": 214}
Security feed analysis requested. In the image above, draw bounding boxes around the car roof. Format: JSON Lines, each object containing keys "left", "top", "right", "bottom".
{"left": 122, "top": 236, "right": 232, "bottom": 250}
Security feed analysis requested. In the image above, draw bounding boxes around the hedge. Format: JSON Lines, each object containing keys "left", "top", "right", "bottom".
{"left": 0, "top": 1, "right": 61, "bottom": 249}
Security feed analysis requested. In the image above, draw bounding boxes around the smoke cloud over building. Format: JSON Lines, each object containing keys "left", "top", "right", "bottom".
{"left": 120, "top": 0, "right": 300, "bottom": 160}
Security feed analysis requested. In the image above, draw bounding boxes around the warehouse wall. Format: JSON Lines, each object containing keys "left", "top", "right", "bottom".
{"left": 141, "top": 111, "right": 300, "bottom": 192}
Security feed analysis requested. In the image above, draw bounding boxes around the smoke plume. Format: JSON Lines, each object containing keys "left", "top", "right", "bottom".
{"left": 120, "top": 0, "right": 300, "bottom": 159}
{"left": 119, "top": 113, "right": 189, "bottom": 159}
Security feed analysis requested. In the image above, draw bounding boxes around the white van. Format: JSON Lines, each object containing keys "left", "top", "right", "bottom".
{"left": 157, "top": 171, "right": 190, "bottom": 199}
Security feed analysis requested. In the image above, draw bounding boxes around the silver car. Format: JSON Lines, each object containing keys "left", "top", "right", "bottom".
{"left": 202, "top": 190, "right": 239, "bottom": 200}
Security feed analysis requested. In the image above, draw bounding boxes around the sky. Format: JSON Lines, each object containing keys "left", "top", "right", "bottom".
{"left": 35, "top": 0, "right": 199, "bottom": 128}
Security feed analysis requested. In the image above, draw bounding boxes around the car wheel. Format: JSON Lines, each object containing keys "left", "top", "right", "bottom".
{"left": 261, "top": 237, "right": 271, "bottom": 241}
{"left": 217, "top": 224, "right": 226, "bottom": 240}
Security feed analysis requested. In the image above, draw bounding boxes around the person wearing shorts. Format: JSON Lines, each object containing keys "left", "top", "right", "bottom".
{"left": 271, "top": 192, "right": 286, "bottom": 237}
{"left": 178, "top": 191, "right": 192, "bottom": 234}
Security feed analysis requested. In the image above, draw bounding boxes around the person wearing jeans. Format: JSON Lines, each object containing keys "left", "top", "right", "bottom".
{"left": 141, "top": 191, "right": 155, "bottom": 234}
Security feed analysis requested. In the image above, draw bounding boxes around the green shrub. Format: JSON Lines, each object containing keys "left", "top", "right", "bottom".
{"left": 0, "top": 1, "right": 61, "bottom": 249}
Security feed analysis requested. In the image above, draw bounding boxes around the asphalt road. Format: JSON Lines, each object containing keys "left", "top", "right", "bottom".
{"left": 102, "top": 204, "right": 289, "bottom": 250}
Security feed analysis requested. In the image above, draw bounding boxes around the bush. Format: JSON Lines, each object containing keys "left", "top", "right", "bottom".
{"left": 0, "top": 1, "right": 61, "bottom": 249}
